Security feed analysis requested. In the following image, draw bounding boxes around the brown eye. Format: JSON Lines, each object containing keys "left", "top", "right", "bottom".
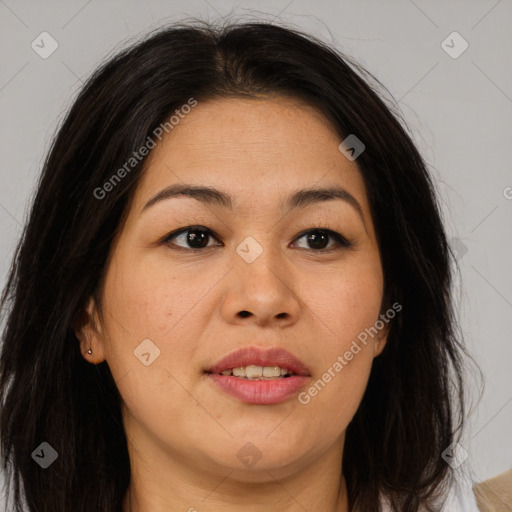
{"left": 163, "top": 226, "right": 221, "bottom": 250}
{"left": 293, "top": 229, "right": 352, "bottom": 251}
{"left": 162, "top": 226, "right": 352, "bottom": 252}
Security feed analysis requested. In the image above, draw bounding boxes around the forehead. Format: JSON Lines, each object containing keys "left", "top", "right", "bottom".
{"left": 131, "top": 96, "right": 370, "bottom": 216}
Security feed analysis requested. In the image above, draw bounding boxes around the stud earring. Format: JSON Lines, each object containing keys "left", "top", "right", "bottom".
{"left": 87, "top": 348, "right": 92, "bottom": 355}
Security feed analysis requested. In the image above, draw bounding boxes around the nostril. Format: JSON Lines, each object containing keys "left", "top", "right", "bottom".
{"left": 238, "top": 311, "right": 251, "bottom": 318}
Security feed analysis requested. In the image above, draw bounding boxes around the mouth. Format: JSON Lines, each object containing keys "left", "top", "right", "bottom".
{"left": 205, "top": 345, "right": 310, "bottom": 378}
{"left": 204, "top": 346, "right": 310, "bottom": 404}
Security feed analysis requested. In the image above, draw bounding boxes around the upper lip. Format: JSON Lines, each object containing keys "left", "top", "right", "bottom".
{"left": 206, "top": 346, "right": 310, "bottom": 376}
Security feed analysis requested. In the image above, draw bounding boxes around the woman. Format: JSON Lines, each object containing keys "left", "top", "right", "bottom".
{"left": 0, "top": 21, "right": 482, "bottom": 511}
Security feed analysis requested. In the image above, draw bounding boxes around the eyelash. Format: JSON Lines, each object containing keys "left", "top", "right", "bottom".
{"left": 161, "top": 224, "right": 353, "bottom": 253}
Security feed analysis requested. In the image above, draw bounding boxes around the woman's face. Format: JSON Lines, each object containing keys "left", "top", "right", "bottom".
{"left": 80, "top": 96, "right": 387, "bottom": 481}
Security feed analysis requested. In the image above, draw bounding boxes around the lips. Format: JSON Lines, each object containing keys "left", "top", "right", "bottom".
{"left": 205, "top": 346, "right": 311, "bottom": 377}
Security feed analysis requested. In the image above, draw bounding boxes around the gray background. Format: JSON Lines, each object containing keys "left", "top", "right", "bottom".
{"left": 1, "top": 0, "right": 511, "bottom": 499}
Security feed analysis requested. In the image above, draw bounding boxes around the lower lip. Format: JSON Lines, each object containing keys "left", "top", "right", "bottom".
{"left": 207, "top": 374, "right": 310, "bottom": 404}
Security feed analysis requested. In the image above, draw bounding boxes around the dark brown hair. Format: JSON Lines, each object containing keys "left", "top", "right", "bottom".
{"left": 1, "top": 20, "right": 470, "bottom": 511}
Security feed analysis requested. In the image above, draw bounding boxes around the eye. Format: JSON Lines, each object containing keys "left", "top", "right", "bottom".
{"left": 162, "top": 226, "right": 221, "bottom": 250}
{"left": 162, "top": 225, "right": 352, "bottom": 252}
{"left": 292, "top": 228, "right": 352, "bottom": 251}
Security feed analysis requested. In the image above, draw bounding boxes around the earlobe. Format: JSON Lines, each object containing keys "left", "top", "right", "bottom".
{"left": 374, "top": 338, "right": 387, "bottom": 357}
{"left": 72, "top": 296, "right": 106, "bottom": 364}
{"left": 373, "top": 325, "right": 390, "bottom": 358}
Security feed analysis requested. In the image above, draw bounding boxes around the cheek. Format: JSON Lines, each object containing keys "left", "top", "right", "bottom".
{"left": 99, "top": 250, "right": 223, "bottom": 384}
{"left": 305, "top": 256, "right": 383, "bottom": 350}
{"left": 99, "top": 258, "right": 204, "bottom": 442}
{"left": 103, "top": 251, "right": 203, "bottom": 338}
{"left": 296, "top": 258, "right": 382, "bottom": 428}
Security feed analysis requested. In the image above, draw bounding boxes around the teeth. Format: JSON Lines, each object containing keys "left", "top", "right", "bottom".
{"left": 219, "top": 365, "right": 294, "bottom": 379}
{"left": 263, "top": 366, "right": 281, "bottom": 377}
{"left": 232, "top": 367, "right": 246, "bottom": 377}
{"left": 246, "top": 365, "right": 262, "bottom": 379}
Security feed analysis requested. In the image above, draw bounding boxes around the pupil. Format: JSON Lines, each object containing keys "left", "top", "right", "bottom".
{"left": 188, "top": 230, "right": 209, "bottom": 248}
{"left": 308, "top": 231, "right": 328, "bottom": 249}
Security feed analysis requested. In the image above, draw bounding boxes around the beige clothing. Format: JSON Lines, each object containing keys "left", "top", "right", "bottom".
{"left": 474, "top": 469, "right": 512, "bottom": 512}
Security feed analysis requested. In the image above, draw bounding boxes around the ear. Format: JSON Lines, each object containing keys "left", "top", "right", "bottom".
{"left": 72, "top": 296, "right": 107, "bottom": 364}
{"left": 373, "top": 319, "right": 390, "bottom": 358}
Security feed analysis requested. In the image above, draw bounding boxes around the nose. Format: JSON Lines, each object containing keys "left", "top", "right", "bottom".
{"left": 220, "top": 240, "right": 301, "bottom": 328}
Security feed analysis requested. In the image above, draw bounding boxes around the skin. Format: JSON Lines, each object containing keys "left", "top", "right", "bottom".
{"left": 76, "top": 96, "right": 389, "bottom": 512}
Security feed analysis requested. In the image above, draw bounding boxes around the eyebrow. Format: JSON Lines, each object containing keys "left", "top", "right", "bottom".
{"left": 141, "top": 183, "right": 365, "bottom": 223}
